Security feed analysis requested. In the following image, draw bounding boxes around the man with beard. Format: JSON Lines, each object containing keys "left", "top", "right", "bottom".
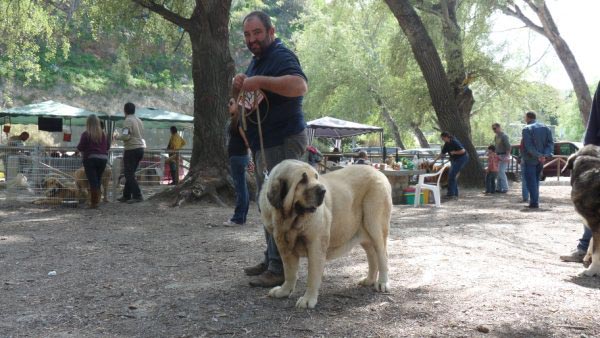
{"left": 232, "top": 11, "right": 308, "bottom": 288}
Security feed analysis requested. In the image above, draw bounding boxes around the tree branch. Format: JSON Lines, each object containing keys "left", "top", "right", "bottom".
{"left": 414, "top": 0, "right": 442, "bottom": 17}
{"left": 131, "top": 0, "right": 190, "bottom": 30}
{"left": 499, "top": 3, "right": 544, "bottom": 35}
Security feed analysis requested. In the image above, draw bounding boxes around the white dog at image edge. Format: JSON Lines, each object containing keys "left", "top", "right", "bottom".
{"left": 258, "top": 159, "right": 392, "bottom": 309}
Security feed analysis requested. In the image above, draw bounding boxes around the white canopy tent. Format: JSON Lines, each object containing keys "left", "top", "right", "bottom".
{"left": 306, "top": 116, "right": 384, "bottom": 150}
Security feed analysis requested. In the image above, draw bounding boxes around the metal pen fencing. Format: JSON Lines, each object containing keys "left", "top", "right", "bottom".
{"left": 0, "top": 145, "right": 192, "bottom": 206}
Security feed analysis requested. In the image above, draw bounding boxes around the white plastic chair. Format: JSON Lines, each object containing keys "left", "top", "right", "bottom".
{"left": 414, "top": 163, "right": 451, "bottom": 207}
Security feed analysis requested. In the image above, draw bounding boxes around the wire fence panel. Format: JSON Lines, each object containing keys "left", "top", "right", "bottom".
{"left": 0, "top": 146, "right": 192, "bottom": 206}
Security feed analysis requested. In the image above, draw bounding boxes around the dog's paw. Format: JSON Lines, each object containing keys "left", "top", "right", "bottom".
{"left": 579, "top": 264, "right": 600, "bottom": 277}
{"left": 374, "top": 281, "right": 390, "bottom": 292}
{"left": 268, "top": 286, "right": 292, "bottom": 298}
{"left": 295, "top": 295, "right": 318, "bottom": 309}
{"left": 358, "top": 277, "right": 375, "bottom": 287}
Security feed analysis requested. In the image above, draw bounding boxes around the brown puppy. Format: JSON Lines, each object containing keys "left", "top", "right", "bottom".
{"left": 34, "top": 177, "right": 82, "bottom": 205}
{"left": 74, "top": 166, "right": 112, "bottom": 202}
{"left": 259, "top": 160, "right": 392, "bottom": 309}
{"left": 564, "top": 145, "right": 600, "bottom": 276}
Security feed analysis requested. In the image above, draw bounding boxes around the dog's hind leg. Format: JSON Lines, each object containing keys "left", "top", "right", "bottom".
{"left": 358, "top": 240, "right": 379, "bottom": 287}
{"left": 269, "top": 251, "right": 299, "bottom": 299}
{"left": 362, "top": 192, "right": 391, "bottom": 292}
{"left": 581, "top": 230, "right": 600, "bottom": 277}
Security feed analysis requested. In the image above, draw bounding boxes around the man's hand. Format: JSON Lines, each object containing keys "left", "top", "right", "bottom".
{"left": 241, "top": 76, "right": 263, "bottom": 92}
{"left": 232, "top": 73, "right": 248, "bottom": 92}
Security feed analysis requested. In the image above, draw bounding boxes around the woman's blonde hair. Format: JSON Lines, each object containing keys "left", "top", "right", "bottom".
{"left": 86, "top": 114, "right": 104, "bottom": 144}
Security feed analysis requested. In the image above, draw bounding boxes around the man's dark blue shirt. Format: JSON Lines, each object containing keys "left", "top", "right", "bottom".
{"left": 244, "top": 38, "right": 307, "bottom": 152}
{"left": 441, "top": 138, "right": 466, "bottom": 161}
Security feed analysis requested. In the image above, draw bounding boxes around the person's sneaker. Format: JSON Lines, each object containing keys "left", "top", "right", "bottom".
{"left": 116, "top": 197, "right": 130, "bottom": 203}
{"left": 243, "top": 262, "right": 267, "bottom": 276}
{"left": 223, "top": 220, "right": 243, "bottom": 227}
{"left": 248, "top": 270, "right": 284, "bottom": 288}
{"left": 560, "top": 249, "right": 586, "bottom": 263}
{"left": 521, "top": 205, "right": 540, "bottom": 212}
{"left": 127, "top": 197, "right": 144, "bottom": 204}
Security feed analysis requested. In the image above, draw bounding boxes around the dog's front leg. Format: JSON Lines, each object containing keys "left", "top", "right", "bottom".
{"left": 580, "top": 231, "right": 600, "bottom": 277}
{"left": 268, "top": 251, "right": 299, "bottom": 298}
{"left": 296, "top": 240, "right": 326, "bottom": 309}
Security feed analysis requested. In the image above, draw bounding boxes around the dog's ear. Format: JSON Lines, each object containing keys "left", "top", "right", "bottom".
{"left": 267, "top": 178, "right": 288, "bottom": 210}
{"left": 563, "top": 153, "right": 577, "bottom": 173}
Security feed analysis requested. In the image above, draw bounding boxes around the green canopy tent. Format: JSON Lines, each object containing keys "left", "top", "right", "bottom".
{"left": 0, "top": 100, "right": 109, "bottom": 126}
{"left": 108, "top": 107, "right": 193, "bottom": 129}
{"left": 1, "top": 100, "right": 110, "bottom": 145}
{"left": 108, "top": 107, "right": 194, "bottom": 149}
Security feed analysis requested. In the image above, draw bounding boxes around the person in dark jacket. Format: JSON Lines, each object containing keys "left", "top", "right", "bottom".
{"left": 224, "top": 98, "right": 251, "bottom": 227}
{"left": 560, "top": 81, "right": 600, "bottom": 263}
{"left": 77, "top": 114, "right": 109, "bottom": 209}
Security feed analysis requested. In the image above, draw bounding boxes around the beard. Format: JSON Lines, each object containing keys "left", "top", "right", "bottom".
{"left": 246, "top": 36, "right": 273, "bottom": 57}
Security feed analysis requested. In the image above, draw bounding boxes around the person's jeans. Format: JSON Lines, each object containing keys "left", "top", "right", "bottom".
{"left": 523, "top": 162, "right": 542, "bottom": 207}
{"left": 254, "top": 130, "right": 308, "bottom": 275}
{"left": 521, "top": 160, "right": 529, "bottom": 201}
{"left": 447, "top": 154, "right": 469, "bottom": 197}
{"left": 123, "top": 148, "right": 144, "bottom": 200}
{"left": 485, "top": 172, "right": 497, "bottom": 193}
{"left": 83, "top": 158, "right": 107, "bottom": 190}
{"left": 497, "top": 158, "right": 509, "bottom": 192}
{"left": 229, "top": 154, "right": 250, "bottom": 224}
{"left": 169, "top": 155, "right": 179, "bottom": 184}
{"left": 578, "top": 225, "right": 593, "bottom": 252}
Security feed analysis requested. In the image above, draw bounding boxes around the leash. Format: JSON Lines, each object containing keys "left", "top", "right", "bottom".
{"left": 237, "top": 89, "right": 270, "bottom": 180}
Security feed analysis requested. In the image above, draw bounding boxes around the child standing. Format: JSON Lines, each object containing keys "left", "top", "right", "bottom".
{"left": 485, "top": 145, "right": 499, "bottom": 194}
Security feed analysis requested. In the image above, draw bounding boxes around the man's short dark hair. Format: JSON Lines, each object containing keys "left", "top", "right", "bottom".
{"left": 492, "top": 123, "right": 500, "bottom": 129}
{"left": 243, "top": 11, "right": 273, "bottom": 31}
{"left": 526, "top": 111, "right": 536, "bottom": 120}
{"left": 440, "top": 131, "right": 451, "bottom": 138}
{"left": 170, "top": 126, "right": 177, "bottom": 134}
{"left": 124, "top": 102, "right": 136, "bottom": 115}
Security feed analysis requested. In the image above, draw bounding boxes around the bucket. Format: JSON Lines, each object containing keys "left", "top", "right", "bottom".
{"left": 402, "top": 186, "right": 426, "bottom": 205}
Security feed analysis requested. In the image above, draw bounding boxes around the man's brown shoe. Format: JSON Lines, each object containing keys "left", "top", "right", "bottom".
{"left": 248, "top": 271, "right": 284, "bottom": 288}
{"left": 243, "top": 262, "right": 267, "bottom": 276}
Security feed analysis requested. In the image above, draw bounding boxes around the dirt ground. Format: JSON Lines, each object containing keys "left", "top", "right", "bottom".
{"left": 1, "top": 181, "right": 599, "bottom": 337}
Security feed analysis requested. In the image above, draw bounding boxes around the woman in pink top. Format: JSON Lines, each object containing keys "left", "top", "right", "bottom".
{"left": 484, "top": 145, "right": 499, "bottom": 194}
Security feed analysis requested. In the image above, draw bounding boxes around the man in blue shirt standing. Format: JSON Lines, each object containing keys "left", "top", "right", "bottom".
{"left": 232, "top": 11, "right": 308, "bottom": 288}
{"left": 521, "top": 111, "right": 553, "bottom": 211}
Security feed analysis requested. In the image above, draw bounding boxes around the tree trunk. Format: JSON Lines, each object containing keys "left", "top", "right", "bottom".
{"left": 501, "top": 0, "right": 591, "bottom": 126}
{"left": 411, "top": 123, "right": 429, "bottom": 148}
{"left": 384, "top": 0, "right": 483, "bottom": 186}
{"left": 135, "top": 1, "right": 235, "bottom": 205}
{"left": 374, "top": 93, "right": 405, "bottom": 149}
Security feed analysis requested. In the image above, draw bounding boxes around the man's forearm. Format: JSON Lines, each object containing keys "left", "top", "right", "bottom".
{"left": 255, "top": 75, "right": 308, "bottom": 97}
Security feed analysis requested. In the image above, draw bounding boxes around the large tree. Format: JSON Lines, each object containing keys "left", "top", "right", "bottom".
{"left": 498, "top": 0, "right": 591, "bottom": 126}
{"left": 128, "top": 0, "right": 235, "bottom": 204}
{"left": 384, "top": 0, "right": 485, "bottom": 185}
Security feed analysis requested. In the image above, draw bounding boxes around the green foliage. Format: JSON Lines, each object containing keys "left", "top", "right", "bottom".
{"left": 112, "top": 47, "right": 133, "bottom": 86}
{"left": 0, "top": 0, "right": 69, "bottom": 84}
